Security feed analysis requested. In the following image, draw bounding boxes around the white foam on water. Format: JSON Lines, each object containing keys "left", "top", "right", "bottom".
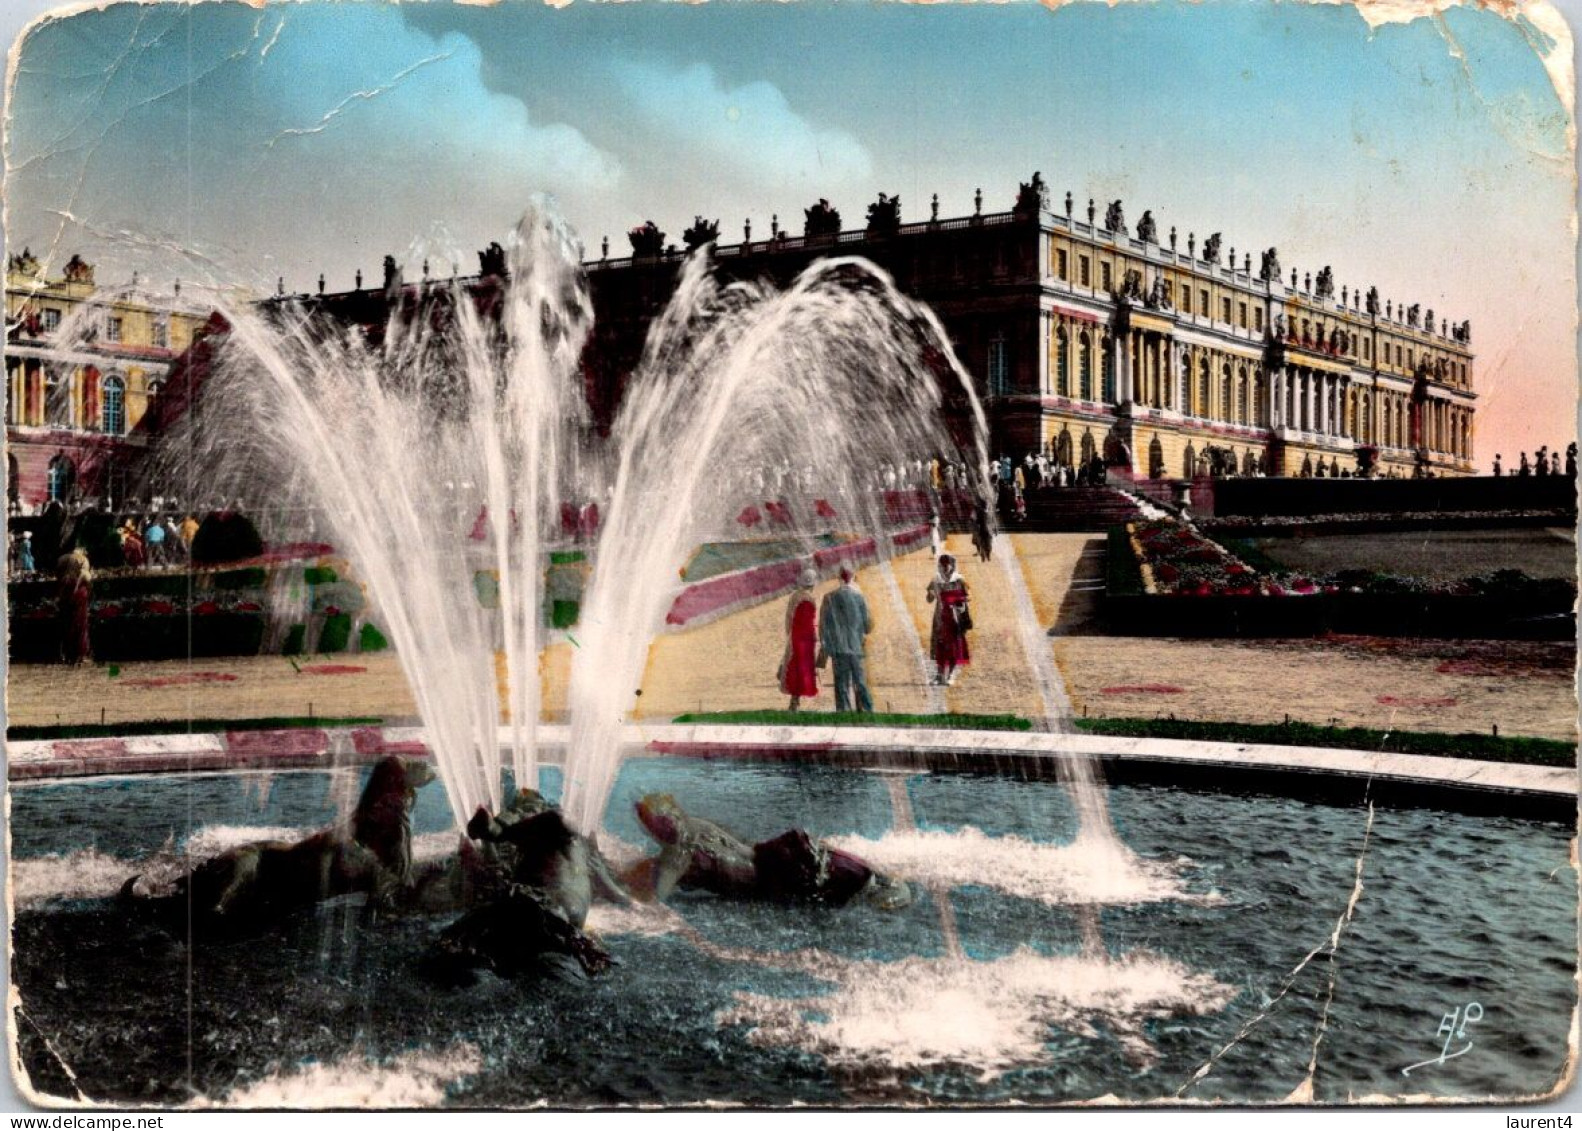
{"left": 186, "top": 824, "right": 308, "bottom": 856}
{"left": 717, "top": 948, "right": 1236, "bottom": 1078}
{"left": 197, "top": 1043, "right": 483, "bottom": 1109}
{"left": 586, "top": 900, "right": 688, "bottom": 938}
{"left": 11, "top": 826, "right": 316, "bottom": 906}
{"left": 11, "top": 849, "right": 147, "bottom": 906}
{"left": 826, "top": 827, "right": 1219, "bottom": 909}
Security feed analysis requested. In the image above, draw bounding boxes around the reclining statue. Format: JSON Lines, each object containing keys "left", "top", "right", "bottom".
{"left": 623, "top": 793, "right": 912, "bottom": 910}
{"left": 122, "top": 755, "right": 437, "bottom": 928}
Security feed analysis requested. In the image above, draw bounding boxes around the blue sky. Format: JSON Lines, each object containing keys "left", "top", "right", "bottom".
{"left": 3, "top": 1, "right": 1574, "bottom": 459}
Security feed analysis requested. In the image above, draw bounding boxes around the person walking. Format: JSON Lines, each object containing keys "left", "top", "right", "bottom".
{"left": 778, "top": 567, "right": 820, "bottom": 712}
{"left": 144, "top": 514, "right": 167, "bottom": 567}
{"left": 926, "top": 553, "right": 971, "bottom": 687}
{"left": 818, "top": 566, "right": 873, "bottom": 713}
{"left": 56, "top": 546, "right": 92, "bottom": 665}
{"left": 972, "top": 500, "right": 994, "bottom": 563}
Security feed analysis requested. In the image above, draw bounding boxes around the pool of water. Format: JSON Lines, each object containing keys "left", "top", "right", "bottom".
{"left": 8, "top": 758, "right": 1575, "bottom": 1106}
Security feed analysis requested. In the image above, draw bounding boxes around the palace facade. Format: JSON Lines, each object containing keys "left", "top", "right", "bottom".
{"left": 4, "top": 249, "right": 211, "bottom": 508}
{"left": 581, "top": 178, "right": 1476, "bottom": 479}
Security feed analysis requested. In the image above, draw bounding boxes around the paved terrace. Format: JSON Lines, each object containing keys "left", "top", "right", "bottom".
{"left": 8, "top": 534, "right": 1575, "bottom": 744}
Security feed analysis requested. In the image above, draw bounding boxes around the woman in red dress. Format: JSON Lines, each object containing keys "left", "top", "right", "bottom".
{"left": 926, "top": 553, "right": 970, "bottom": 686}
{"left": 779, "top": 567, "right": 819, "bottom": 711}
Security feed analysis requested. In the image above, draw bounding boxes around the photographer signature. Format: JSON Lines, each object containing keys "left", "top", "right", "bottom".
{"left": 1401, "top": 1001, "right": 1483, "bottom": 1077}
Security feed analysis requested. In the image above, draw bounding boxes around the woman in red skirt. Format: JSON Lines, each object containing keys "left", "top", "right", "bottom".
{"left": 779, "top": 567, "right": 820, "bottom": 711}
{"left": 926, "top": 553, "right": 970, "bottom": 686}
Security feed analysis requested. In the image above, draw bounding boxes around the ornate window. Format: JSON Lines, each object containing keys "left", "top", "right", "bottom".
{"left": 106, "top": 317, "right": 123, "bottom": 343}
{"left": 1077, "top": 332, "right": 1093, "bottom": 400}
{"left": 44, "top": 368, "right": 71, "bottom": 427}
{"left": 1055, "top": 327, "right": 1069, "bottom": 396}
{"left": 41, "top": 308, "right": 60, "bottom": 332}
{"left": 987, "top": 337, "right": 1010, "bottom": 398}
{"left": 1100, "top": 337, "right": 1114, "bottom": 403}
{"left": 101, "top": 374, "right": 126, "bottom": 435}
{"left": 46, "top": 454, "right": 75, "bottom": 502}
{"left": 1236, "top": 367, "right": 1248, "bottom": 424}
{"left": 1220, "top": 364, "right": 1232, "bottom": 421}
{"left": 1197, "top": 359, "right": 1210, "bottom": 417}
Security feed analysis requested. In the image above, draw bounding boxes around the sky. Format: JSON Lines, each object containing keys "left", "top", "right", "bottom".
{"left": 2, "top": 0, "right": 1575, "bottom": 467}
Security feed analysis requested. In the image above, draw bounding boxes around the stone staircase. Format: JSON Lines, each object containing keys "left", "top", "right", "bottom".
{"left": 1012, "top": 486, "right": 1146, "bottom": 532}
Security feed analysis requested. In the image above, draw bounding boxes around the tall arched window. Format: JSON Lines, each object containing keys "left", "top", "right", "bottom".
{"left": 1235, "top": 366, "right": 1248, "bottom": 425}
{"left": 1180, "top": 356, "right": 1192, "bottom": 414}
{"left": 1197, "top": 359, "right": 1210, "bottom": 418}
{"left": 1055, "top": 327, "right": 1069, "bottom": 396}
{"left": 987, "top": 335, "right": 1010, "bottom": 397}
{"left": 101, "top": 375, "right": 126, "bottom": 435}
{"left": 1220, "top": 364, "right": 1232, "bottom": 422}
{"left": 1077, "top": 333, "right": 1092, "bottom": 401}
{"left": 45, "top": 368, "right": 71, "bottom": 427}
{"left": 46, "top": 454, "right": 75, "bottom": 502}
{"left": 1100, "top": 336, "right": 1114, "bottom": 403}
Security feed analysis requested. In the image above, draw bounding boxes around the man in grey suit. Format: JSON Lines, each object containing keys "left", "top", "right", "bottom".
{"left": 818, "top": 565, "right": 874, "bottom": 713}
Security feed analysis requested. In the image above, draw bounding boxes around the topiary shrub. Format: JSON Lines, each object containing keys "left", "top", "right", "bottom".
{"left": 318, "top": 612, "right": 352, "bottom": 654}
{"left": 191, "top": 512, "right": 264, "bottom": 565}
{"left": 358, "top": 623, "right": 388, "bottom": 652}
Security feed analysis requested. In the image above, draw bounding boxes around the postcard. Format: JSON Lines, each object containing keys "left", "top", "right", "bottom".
{"left": 3, "top": 0, "right": 1577, "bottom": 1111}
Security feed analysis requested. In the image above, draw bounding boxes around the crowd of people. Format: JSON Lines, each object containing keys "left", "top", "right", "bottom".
{"left": 10, "top": 510, "right": 201, "bottom": 576}
{"left": 1491, "top": 442, "right": 1577, "bottom": 479}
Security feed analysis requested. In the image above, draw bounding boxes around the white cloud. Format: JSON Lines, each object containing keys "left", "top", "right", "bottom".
{"left": 610, "top": 60, "right": 872, "bottom": 189}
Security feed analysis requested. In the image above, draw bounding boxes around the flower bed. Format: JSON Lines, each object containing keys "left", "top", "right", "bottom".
{"left": 1109, "top": 517, "right": 1576, "bottom": 639}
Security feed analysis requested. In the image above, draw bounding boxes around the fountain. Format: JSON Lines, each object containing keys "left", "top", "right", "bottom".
{"left": 173, "top": 201, "right": 1017, "bottom": 837}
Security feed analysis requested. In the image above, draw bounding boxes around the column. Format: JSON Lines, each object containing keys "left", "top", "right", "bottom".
{"left": 1038, "top": 310, "right": 1052, "bottom": 396}
{"left": 1114, "top": 331, "right": 1130, "bottom": 404}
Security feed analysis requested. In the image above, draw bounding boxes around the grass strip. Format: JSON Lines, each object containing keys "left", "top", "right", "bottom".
{"left": 1072, "top": 716, "right": 1574, "bottom": 767}
{"left": 672, "top": 709, "right": 1033, "bottom": 731}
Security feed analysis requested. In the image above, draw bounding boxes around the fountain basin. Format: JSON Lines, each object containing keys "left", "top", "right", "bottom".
{"left": 8, "top": 754, "right": 1575, "bottom": 1106}
{"left": 12, "top": 723, "right": 1574, "bottom": 821}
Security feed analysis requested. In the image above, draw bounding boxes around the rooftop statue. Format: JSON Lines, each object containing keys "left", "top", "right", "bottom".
{"left": 1104, "top": 199, "right": 1126, "bottom": 235}
{"left": 804, "top": 199, "right": 842, "bottom": 238}
{"left": 8, "top": 247, "right": 40, "bottom": 277}
{"left": 477, "top": 242, "right": 507, "bottom": 277}
{"left": 628, "top": 221, "right": 666, "bottom": 258}
{"left": 1202, "top": 232, "right": 1222, "bottom": 264}
{"left": 682, "top": 216, "right": 720, "bottom": 251}
{"left": 1259, "top": 247, "right": 1280, "bottom": 282}
{"left": 1315, "top": 266, "right": 1334, "bottom": 300}
{"left": 1136, "top": 210, "right": 1158, "bottom": 244}
{"left": 1014, "top": 172, "right": 1049, "bottom": 217}
{"left": 62, "top": 254, "right": 94, "bottom": 284}
{"left": 866, "top": 193, "right": 902, "bottom": 236}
